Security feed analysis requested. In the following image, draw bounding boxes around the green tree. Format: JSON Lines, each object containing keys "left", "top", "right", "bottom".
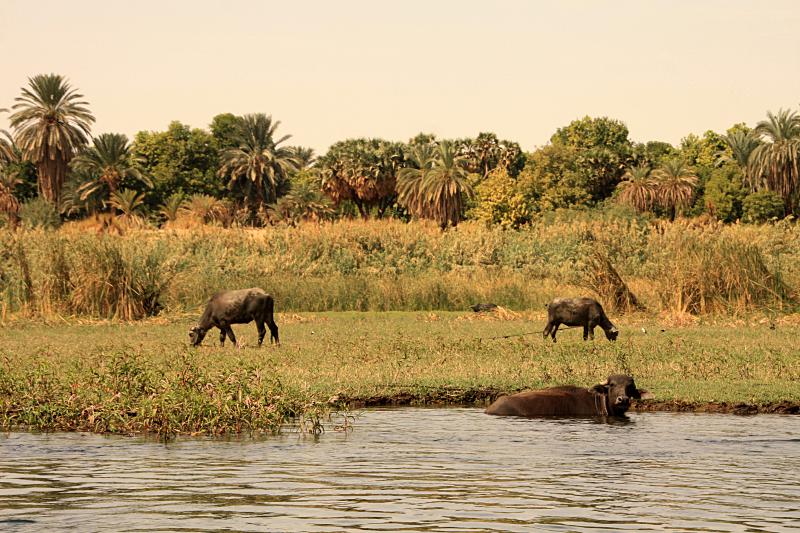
{"left": 549, "top": 116, "right": 633, "bottom": 202}
{"left": 679, "top": 130, "right": 727, "bottom": 170}
{"left": 132, "top": 121, "right": 223, "bottom": 208}
{"left": 742, "top": 190, "right": 785, "bottom": 223}
{"left": 516, "top": 144, "right": 592, "bottom": 211}
{"left": 318, "top": 138, "right": 405, "bottom": 218}
{"left": 703, "top": 164, "right": 746, "bottom": 222}
{"left": 209, "top": 113, "right": 241, "bottom": 151}
{"left": 468, "top": 167, "right": 530, "bottom": 229}
{"left": 269, "top": 170, "right": 333, "bottom": 225}
{"left": 289, "top": 147, "right": 316, "bottom": 170}
{"left": 0, "top": 128, "right": 37, "bottom": 201}
{"left": 218, "top": 113, "right": 299, "bottom": 207}
{"left": 455, "top": 132, "right": 525, "bottom": 180}
{"left": 678, "top": 130, "right": 728, "bottom": 215}
{"left": 653, "top": 159, "right": 698, "bottom": 220}
{"left": 718, "top": 128, "right": 761, "bottom": 191}
{"left": 617, "top": 164, "right": 656, "bottom": 213}
{"left": 398, "top": 141, "right": 474, "bottom": 229}
{"left": 9, "top": 74, "right": 94, "bottom": 204}
{"left": 751, "top": 108, "right": 800, "bottom": 214}
{"left": 71, "top": 133, "right": 152, "bottom": 208}
{"left": 397, "top": 143, "right": 437, "bottom": 217}
{"left": 631, "top": 141, "right": 676, "bottom": 168}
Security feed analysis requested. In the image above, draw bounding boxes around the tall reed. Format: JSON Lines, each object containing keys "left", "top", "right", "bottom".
{"left": 1, "top": 217, "right": 797, "bottom": 318}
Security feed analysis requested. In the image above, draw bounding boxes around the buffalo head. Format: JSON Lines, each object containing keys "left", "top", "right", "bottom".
{"left": 604, "top": 327, "right": 619, "bottom": 341}
{"left": 591, "top": 374, "right": 642, "bottom": 415}
{"left": 188, "top": 325, "right": 207, "bottom": 346}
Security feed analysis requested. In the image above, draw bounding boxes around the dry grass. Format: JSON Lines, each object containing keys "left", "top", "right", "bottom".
{"left": 0, "top": 216, "right": 797, "bottom": 320}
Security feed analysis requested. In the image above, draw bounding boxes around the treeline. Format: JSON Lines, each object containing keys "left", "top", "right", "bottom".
{"left": 1, "top": 73, "right": 798, "bottom": 231}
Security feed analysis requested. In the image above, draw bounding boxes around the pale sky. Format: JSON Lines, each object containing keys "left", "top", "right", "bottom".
{"left": 1, "top": 0, "right": 799, "bottom": 154}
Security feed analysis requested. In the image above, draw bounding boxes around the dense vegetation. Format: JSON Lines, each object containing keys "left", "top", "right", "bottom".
{"left": 2, "top": 74, "right": 800, "bottom": 232}
{"left": 1, "top": 216, "right": 797, "bottom": 320}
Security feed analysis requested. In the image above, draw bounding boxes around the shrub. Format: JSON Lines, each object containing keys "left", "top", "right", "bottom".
{"left": 742, "top": 190, "right": 785, "bottom": 223}
{"left": 19, "top": 198, "right": 61, "bottom": 230}
{"left": 704, "top": 165, "right": 745, "bottom": 222}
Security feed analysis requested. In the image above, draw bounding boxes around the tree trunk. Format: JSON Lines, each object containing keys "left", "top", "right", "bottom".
{"left": 37, "top": 153, "right": 67, "bottom": 205}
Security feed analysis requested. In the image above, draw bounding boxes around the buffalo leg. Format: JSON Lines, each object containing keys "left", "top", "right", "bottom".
{"left": 219, "top": 329, "right": 227, "bottom": 346}
{"left": 256, "top": 321, "right": 266, "bottom": 347}
{"left": 583, "top": 324, "right": 589, "bottom": 341}
{"left": 224, "top": 326, "right": 238, "bottom": 348}
{"left": 550, "top": 321, "right": 560, "bottom": 342}
{"left": 588, "top": 319, "right": 598, "bottom": 340}
{"left": 543, "top": 321, "right": 553, "bottom": 340}
{"left": 267, "top": 318, "right": 279, "bottom": 345}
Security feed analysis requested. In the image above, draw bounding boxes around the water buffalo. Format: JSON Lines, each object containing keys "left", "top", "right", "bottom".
{"left": 485, "top": 374, "right": 646, "bottom": 417}
{"left": 543, "top": 297, "right": 618, "bottom": 342}
{"left": 189, "top": 288, "right": 279, "bottom": 348}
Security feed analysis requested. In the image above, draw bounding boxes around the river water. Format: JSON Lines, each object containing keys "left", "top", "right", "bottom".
{"left": 1, "top": 408, "right": 798, "bottom": 532}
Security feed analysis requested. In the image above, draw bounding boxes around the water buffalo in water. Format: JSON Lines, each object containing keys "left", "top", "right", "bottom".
{"left": 189, "top": 288, "right": 279, "bottom": 348}
{"left": 543, "top": 297, "right": 618, "bottom": 342}
{"left": 485, "top": 375, "right": 646, "bottom": 417}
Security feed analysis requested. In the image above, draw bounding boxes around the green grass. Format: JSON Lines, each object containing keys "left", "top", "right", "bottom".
{"left": 1, "top": 311, "right": 798, "bottom": 436}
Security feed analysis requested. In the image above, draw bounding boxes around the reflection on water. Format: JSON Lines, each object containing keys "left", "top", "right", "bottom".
{"left": 1, "top": 409, "right": 799, "bottom": 532}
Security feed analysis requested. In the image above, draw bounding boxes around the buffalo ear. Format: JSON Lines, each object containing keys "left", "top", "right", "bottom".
{"left": 591, "top": 378, "right": 609, "bottom": 394}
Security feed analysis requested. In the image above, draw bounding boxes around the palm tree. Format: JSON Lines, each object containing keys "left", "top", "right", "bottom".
{"left": 109, "top": 188, "right": 146, "bottom": 220}
{"left": 158, "top": 193, "right": 185, "bottom": 223}
{"left": 718, "top": 130, "right": 762, "bottom": 191}
{"left": 0, "top": 170, "right": 22, "bottom": 228}
{"left": 0, "top": 108, "right": 14, "bottom": 164}
{"left": 71, "top": 133, "right": 151, "bottom": 204}
{"left": 402, "top": 141, "right": 475, "bottom": 229}
{"left": 653, "top": 159, "right": 698, "bottom": 220}
{"left": 617, "top": 164, "right": 656, "bottom": 213}
{"left": 290, "top": 146, "right": 316, "bottom": 170}
{"left": 179, "top": 194, "right": 224, "bottom": 224}
{"left": 751, "top": 109, "right": 800, "bottom": 213}
{"left": 218, "top": 114, "right": 299, "bottom": 206}
{"left": 9, "top": 74, "right": 95, "bottom": 204}
{"left": 397, "top": 143, "right": 437, "bottom": 217}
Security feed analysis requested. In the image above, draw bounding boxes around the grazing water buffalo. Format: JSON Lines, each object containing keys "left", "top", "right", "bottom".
{"left": 543, "top": 297, "right": 618, "bottom": 342}
{"left": 485, "top": 374, "right": 645, "bottom": 418}
{"left": 189, "top": 288, "right": 279, "bottom": 348}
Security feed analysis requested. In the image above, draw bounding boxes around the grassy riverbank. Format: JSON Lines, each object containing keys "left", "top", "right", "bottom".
{"left": 1, "top": 311, "right": 798, "bottom": 436}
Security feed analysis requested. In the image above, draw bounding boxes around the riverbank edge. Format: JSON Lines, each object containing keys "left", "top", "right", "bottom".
{"left": 337, "top": 390, "right": 800, "bottom": 415}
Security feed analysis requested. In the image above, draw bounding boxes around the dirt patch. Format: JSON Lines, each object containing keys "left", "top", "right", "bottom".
{"left": 456, "top": 307, "right": 543, "bottom": 322}
{"left": 276, "top": 313, "right": 328, "bottom": 324}
{"left": 632, "top": 399, "right": 800, "bottom": 415}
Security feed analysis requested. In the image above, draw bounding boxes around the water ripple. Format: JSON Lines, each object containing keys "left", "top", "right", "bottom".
{"left": 1, "top": 409, "right": 799, "bottom": 532}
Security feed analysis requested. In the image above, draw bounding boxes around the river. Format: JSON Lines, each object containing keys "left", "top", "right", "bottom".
{"left": 1, "top": 408, "right": 799, "bottom": 532}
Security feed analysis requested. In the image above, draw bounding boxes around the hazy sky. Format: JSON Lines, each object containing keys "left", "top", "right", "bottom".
{"left": 1, "top": 0, "right": 799, "bottom": 154}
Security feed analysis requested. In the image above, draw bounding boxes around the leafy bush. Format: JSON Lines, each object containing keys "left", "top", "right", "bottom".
{"left": 703, "top": 165, "right": 745, "bottom": 222}
{"left": 743, "top": 190, "right": 785, "bottom": 223}
{"left": 19, "top": 198, "right": 61, "bottom": 229}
